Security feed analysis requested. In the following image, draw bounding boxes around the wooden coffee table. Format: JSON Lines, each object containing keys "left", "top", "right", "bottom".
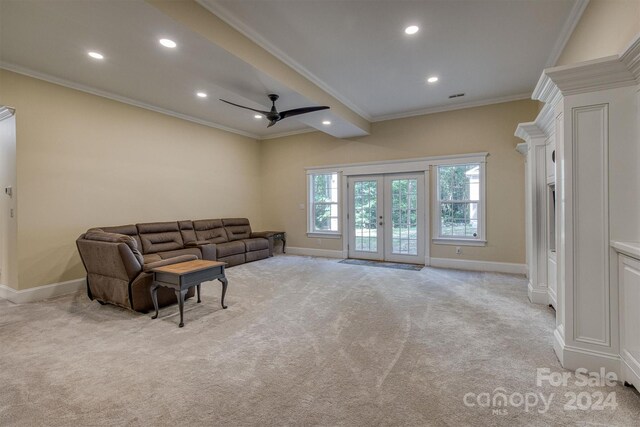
{"left": 150, "top": 259, "right": 228, "bottom": 327}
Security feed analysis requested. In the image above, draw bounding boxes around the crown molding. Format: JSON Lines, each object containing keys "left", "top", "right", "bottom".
{"left": 533, "top": 46, "right": 639, "bottom": 105}
{"left": 620, "top": 33, "right": 640, "bottom": 82}
{"left": 515, "top": 142, "right": 529, "bottom": 156}
{"left": 545, "top": 0, "right": 590, "bottom": 67}
{"left": 371, "top": 92, "right": 532, "bottom": 123}
{"left": 533, "top": 32, "right": 640, "bottom": 104}
{"left": 515, "top": 121, "right": 546, "bottom": 143}
{"left": 535, "top": 102, "right": 557, "bottom": 136}
{"left": 197, "top": 0, "right": 373, "bottom": 123}
{"left": 0, "top": 62, "right": 262, "bottom": 140}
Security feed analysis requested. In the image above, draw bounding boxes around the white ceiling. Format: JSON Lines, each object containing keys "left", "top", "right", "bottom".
{"left": 0, "top": 0, "right": 323, "bottom": 138}
{"left": 1, "top": 0, "right": 581, "bottom": 138}
{"left": 206, "top": 0, "right": 578, "bottom": 120}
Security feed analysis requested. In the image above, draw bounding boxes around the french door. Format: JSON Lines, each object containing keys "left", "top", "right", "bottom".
{"left": 348, "top": 173, "right": 425, "bottom": 264}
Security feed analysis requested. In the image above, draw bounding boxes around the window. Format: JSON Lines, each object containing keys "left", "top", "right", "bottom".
{"left": 435, "top": 162, "right": 486, "bottom": 245}
{"left": 308, "top": 172, "right": 340, "bottom": 236}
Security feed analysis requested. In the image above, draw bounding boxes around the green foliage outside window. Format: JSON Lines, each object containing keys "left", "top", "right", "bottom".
{"left": 438, "top": 164, "right": 479, "bottom": 237}
{"left": 312, "top": 173, "right": 338, "bottom": 231}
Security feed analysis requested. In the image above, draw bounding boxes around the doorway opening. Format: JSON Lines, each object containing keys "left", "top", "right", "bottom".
{"left": 0, "top": 106, "right": 17, "bottom": 288}
{"left": 347, "top": 173, "right": 426, "bottom": 264}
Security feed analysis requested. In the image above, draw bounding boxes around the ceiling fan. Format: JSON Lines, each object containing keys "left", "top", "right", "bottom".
{"left": 220, "top": 94, "right": 329, "bottom": 128}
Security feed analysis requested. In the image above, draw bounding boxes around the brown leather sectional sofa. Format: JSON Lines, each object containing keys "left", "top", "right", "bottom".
{"left": 76, "top": 218, "right": 270, "bottom": 312}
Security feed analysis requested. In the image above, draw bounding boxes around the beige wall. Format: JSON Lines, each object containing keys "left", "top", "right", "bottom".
{"left": 0, "top": 70, "right": 262, "bottom": 290}
{"left": 557, "top": 0, "right": 640, "bottom": 66}
{"left": 260, "top": 99, "right": 539, "bottom": 265}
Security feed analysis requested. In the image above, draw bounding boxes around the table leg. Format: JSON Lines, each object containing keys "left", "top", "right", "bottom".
{"left": 150, "top": 284, "right": 160, "bottom": 320}
{"left": 282, "top": 237, "right": 286, "bottom": 253}
{"left": 219, "top": 277, "right": 228, "bottom": 309}
{"left": 196, "top": 284, "right": 201, "bottom": 303}
{"left": 176, "top": 289, "right": 188, "bottom": 327}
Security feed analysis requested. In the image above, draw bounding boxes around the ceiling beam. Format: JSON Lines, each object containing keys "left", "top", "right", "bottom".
{"left": 145, "top": 0, "right": 370, "bottom": 138}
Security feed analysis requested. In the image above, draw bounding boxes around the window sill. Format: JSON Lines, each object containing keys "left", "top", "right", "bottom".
{"left": 307, "top": 232, "right": 342, "bottom": 239}
{"left": 432, "top": 238, "right": 487, "bottom": 247}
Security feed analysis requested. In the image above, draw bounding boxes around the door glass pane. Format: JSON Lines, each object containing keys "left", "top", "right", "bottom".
{"left": 391, "top": 179, "right": 418, "bottom": 255}
{"left": 354, "top": 180, "right": 377, "bottom": 252}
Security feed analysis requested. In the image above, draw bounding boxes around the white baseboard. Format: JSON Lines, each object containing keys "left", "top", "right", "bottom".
{"left": 554, "top": 330, "right": 621, "bottom": 376}
{"left": 621, "top": 357, "right": 640, "bottom": 390}
{"left": 0, "top": 277, "right": 85, "bottom": 304}
{"left": 286, "top": 247, "right": 345, "bottom": 259}
{"left": 548, "top": 287, "right": 558, "bottom": 309}
{"left": 429, "top": 257, "right": 527, "bottom": 275}
{"left": 528, "top": 281, "right": 549, "bottom": 304}
{"left": 553, "top": 328, "right": 566, "bottom": 366}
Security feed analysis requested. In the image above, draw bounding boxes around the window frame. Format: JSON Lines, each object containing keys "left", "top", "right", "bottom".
{"left": 307, "top": 171, "right": 342, "bottom": 238}
{"left": 433, "top": 158, "right": 487, "bottom": 246}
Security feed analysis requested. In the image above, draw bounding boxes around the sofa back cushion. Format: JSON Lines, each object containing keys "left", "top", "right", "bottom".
{"left": 136, "top": 222, "right": 184, "bottom": 254}
{"left": 178, "top": 220, "right": 197, "bottom": 244}
{"left": 222, "top": 218, "right": 252, "bottom": 241}
{"left": 94, "top": 224, "right": 142, "bottom": 251}
{"left": 193, "top": 219, "right": 228, "bottom": 244}
{"left": 83, "top": 230, "right": 144, "bottom": 266}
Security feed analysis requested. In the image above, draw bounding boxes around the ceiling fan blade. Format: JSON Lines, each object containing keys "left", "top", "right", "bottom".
{"left": 279, "top": 106, "right": 329, "bottom": 119}
{"left": 219, "top": 99, "right": 270, "bottom": 115}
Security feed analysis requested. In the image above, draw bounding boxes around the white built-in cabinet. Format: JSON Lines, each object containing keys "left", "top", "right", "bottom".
{"left": 516, "top": 34, "right": 640, "bottom": 385}
{"left": 616, "top": 249, "right": 640, "bottom": 388}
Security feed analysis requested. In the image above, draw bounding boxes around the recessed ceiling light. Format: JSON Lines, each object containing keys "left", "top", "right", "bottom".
{"left": 322, "top": 120, "right": 331, "bottom": 125}
{"left": 427, "top": 76, "right": 439, "bottom": 83}
{"left": 254, "top": 114, "right": 262, "bottom": 119}
{"left": 404, "top": 25, "right": 419, "bottom": 35}
{"left": 87, "top": 51, "right": 104, "bottom": 60}
{"left": 159, "top": 38, "right": 177, "bottom": 48}
{"left": 196, "top": 92, "right": 207, "bottom": 98}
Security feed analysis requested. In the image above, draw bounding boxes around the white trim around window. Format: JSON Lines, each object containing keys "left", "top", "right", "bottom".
{"left": 432, "top": 155, "right": 487, "bottom": 246}
{"left": 307, "top": 171, "right": 342, "bottom": 237}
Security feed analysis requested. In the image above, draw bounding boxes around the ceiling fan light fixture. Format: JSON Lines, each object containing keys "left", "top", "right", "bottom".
{"left": 220, "top": 94, "right": 330, "bottom": 128}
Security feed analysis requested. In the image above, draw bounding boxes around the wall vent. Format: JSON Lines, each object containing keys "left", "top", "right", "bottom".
{"left": 448, "top": 93, "right": 465, "bottom": 99}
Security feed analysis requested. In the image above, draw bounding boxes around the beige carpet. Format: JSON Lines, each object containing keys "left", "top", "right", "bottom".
{"left": 1, "top": 255, "right": 639, "bottom": 426}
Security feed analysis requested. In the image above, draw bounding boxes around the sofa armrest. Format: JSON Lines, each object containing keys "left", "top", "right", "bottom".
{"left": 185, "top": 241, "right": 217, "bottom": 261}
{"left": 143, "top": 254, "right": 197, "bottom": 272}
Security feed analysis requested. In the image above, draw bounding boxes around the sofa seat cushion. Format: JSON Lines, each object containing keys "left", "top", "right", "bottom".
{"left": 216, "top": 241, "right": 245, "bottom": 258}
{"left": 156, "top": 248, "right": 202, "bottom": 260}
{"left": 242, "top": 238, "right": 268, "bottom": 252}
{"left": 143, "top": 254, "right": 162, "bottom": 264}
